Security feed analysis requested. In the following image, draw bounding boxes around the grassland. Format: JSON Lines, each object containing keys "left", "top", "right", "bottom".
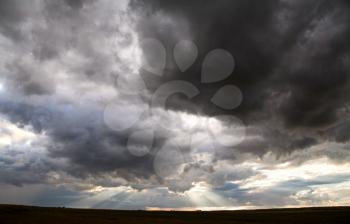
{"left": 0, "top": 204, "right": 349, "bottom": 224}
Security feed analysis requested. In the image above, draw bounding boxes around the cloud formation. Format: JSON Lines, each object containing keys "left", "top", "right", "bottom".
{"left": 0, "top": 0, "right": 350, "bottom": 209}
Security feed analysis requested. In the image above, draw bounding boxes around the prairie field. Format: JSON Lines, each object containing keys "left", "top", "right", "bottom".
{"left": 0, "top": 205, "right": 349, "bottom": 224}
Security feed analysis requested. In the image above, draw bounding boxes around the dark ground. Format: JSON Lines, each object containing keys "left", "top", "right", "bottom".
{"left": 0, "top": 204, "right": 349, "bottom": 224}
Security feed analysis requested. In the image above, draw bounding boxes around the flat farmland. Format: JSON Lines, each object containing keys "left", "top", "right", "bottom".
{"left": 0, "top": 205, "right": 349, "bottom": 224}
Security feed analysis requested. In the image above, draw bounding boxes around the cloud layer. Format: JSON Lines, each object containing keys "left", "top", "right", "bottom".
{"left": 0, "top": 0, "right": 350, "bottom": 209}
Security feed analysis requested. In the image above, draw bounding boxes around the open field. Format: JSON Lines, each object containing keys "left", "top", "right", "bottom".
{"left": 0, "top": 205, "right": 349, "bottom": 224}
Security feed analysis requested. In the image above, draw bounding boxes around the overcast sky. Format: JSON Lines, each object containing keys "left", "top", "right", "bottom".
{"left": 1, "top": 0, "right": 350, "bottom": 210}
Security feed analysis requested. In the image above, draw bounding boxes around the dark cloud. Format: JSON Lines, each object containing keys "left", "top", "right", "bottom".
{"left": 134, "top": 0, "right": 350, "bottom": 126}
{"left": 0, "top": 0, "right": 28, "bottom": 40}
{"left": 324, "top": 121, "right": 350, "bottom": 143}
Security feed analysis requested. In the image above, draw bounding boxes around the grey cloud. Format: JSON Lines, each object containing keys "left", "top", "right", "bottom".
{"left": 0, "top": 97, "right": 154, "bottom": 182}
{"left": 324, "top": 121, "right": 350, "bottom": 143}
{"left": 0, "top": 0, "right": 33, "bottom": 41}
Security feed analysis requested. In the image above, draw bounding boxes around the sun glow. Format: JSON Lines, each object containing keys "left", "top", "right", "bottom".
{"left": 0, "top": 117, "right": 38, "bottom": 147}
{"left": 239, "top": 157, "right": 350, "bottom": 191}
{"left": 185, "top": 182, "right": 231, "bottom": 209}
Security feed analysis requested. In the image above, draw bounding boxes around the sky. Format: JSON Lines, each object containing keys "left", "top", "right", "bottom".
{"left": 0, "top": 0, "right": 350, "bottom": 210}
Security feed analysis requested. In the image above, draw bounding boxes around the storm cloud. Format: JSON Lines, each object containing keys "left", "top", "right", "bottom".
{"left": 0, "top": 0, "right": 350, "bottom": 209}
